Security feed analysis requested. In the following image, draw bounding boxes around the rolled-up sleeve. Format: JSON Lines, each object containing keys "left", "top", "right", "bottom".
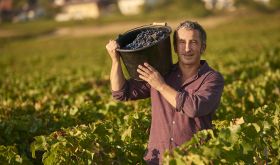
{"left": 175, "top": 72, "right": 224, "bottom": 117}
{"left": 176, "top": 90, "right": 187, "bottom": 111}
{"left": 112, "top": 79, "right": 151, "bottom": 101}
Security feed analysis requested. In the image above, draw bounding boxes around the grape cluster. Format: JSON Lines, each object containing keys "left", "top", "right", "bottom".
{"left": 124, "top": 28, "right": 168, "bottom": 50}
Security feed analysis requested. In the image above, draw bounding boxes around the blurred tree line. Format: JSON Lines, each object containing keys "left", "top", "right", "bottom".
{"left": 1, "top": 0, "right": 280, "bottom": 23}
{"left": 236, "top": 0, "right": 280, "bottom": 11}
{"left": 12, "top": 0, "right": 58, "bottom": 18}
{"left": 8, "top": 0, "right": 280, "bottom": 13}
{"left": 144, "top": 0, "right": 209, "bottom": 17}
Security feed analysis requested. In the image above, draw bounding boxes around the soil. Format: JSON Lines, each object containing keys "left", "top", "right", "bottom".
{"left": 0, "top": 15, "right": 234, "bottom": 38}
{"left": 53, "top": 15, "right": 233, "bottom": 38}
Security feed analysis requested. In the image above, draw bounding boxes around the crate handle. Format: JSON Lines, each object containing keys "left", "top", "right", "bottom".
{"left": 152, "top": 22, "right": 167, "bottom": 26}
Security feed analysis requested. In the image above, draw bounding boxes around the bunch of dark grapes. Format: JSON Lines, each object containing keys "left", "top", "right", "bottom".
{"left": 124, "top": 28, "right": 168, "bottom": 50}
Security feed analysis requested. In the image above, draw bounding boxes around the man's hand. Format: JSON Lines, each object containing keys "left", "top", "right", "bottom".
{"left": 106, "top": 40, "right": 126, "bottom": 91}
{"left": 137, "top": 63, "right": 166, "bottom": 91}
{"left": 106, "top": 40, "right": 120, "bottom": 62}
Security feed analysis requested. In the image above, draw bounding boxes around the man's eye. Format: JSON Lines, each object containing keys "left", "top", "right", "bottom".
{"left": 190, "top": 41, "right": 198, "bottom": 45}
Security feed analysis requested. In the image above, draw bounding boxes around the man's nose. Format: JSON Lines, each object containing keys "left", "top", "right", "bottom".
{"left": 185, "top": 43, "right": 191, "bottom": 52}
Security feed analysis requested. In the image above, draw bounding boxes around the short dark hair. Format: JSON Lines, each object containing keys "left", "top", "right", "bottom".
{"left": 173, "top": 21, "right": 207, "bottom": 50}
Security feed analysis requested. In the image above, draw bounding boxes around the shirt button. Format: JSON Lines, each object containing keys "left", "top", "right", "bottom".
{"left": 170, "top": 138, "right": 174, "bottom": 141}
{"left": 172, "top": 121, "right": 175, "bottom": 124}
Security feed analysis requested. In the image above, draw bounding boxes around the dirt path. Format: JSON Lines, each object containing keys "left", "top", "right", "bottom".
{"left": 0, "top": 14, "right": 234, "bottom": 38}
{"left": 0, "top": 29, "right": 18, "bottom": 37}
{"left": 53, "top": 15, "right": 233, "bottom": 37}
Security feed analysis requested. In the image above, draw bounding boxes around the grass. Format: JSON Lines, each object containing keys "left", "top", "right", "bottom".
{"left": 205, "top": 12, "right": 280, "bottom": 73}
{"left": 1, "top": 11, "right": 280, "bottom": 80}
{"left": 1, "top": 35, "right": 111, "bottom": 78}
{"left": 0, "top": 2, "right": 211, "bottom": 46}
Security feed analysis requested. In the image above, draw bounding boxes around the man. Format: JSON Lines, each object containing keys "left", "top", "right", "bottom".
{"left": 106, "top": 21, "right": 224, "bottom": 164}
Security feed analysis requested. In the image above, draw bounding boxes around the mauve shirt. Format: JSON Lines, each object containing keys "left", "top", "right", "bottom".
{"left": 112, "top": 60, "right": 224, "bottom": 165}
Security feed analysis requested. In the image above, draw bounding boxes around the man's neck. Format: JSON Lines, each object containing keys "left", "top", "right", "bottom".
{"left": 179, "top": 61, "right": 201, "bottom": 81}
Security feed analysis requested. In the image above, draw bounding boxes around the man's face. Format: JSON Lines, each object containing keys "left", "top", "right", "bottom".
{"left": 175, "top": 28, "right": 205, "bottom": 66}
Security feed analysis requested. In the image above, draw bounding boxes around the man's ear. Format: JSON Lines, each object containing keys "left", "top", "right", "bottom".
{"left": 174, "top": 45, "right": 178, "bottom": 54}
{"left": 173, "top": 32, "right": 178, "bottom": 54}
{"left": 200, "top": 44, "right": 206, "bottom": 54}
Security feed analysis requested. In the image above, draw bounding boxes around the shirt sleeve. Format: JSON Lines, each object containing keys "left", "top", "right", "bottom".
{"left": 175, "top": 72, "right": 224, "bottom": 118}
{"left": 111, "top": 79, "right": 151, "bottom": 101}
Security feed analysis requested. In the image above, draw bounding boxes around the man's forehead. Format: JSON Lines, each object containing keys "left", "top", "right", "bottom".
{"left": 177, "top": 28, "right": 200, "bottom": 39}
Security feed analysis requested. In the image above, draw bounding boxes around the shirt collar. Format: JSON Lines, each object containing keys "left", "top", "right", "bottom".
{"left": 171, "top": 60, "right": 210, "bottom": 77}
{"left": 198, "top": 60, "right": 210, "bottom": 76}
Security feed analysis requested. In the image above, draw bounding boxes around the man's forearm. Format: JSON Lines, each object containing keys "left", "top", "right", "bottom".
{"left": 110, "top": 59, "right": 126, "bottom": 91}
{"left": 158, "top": 83, "right": 178, "bottom": 108}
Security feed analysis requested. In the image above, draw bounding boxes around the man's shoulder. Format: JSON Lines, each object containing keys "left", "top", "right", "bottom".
{"left": 204, "top": 69, "right": 224, "bottom": 85}
{"left": 202, "top": 62, "right": 224, "bottom": 83}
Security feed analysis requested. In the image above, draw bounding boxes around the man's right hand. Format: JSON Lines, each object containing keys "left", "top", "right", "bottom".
{"left": 106, "top": 40, "right": 126, "bottom": 91}
{"left": 106, "top": 40, "right": 120, "bottom": 62}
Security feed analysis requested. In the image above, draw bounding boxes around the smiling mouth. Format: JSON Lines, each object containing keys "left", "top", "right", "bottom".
{"left": 182, "top": 54, "right": 193, "bottom": 56}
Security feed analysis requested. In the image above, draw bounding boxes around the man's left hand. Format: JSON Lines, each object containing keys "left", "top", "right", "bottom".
{"left": 137, "top": 63, "right": 166, "bottom": 91}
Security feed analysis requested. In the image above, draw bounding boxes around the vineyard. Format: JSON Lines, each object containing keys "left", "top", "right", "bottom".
{"left": 0, "top": 11, "right": 280, "bottom": 164}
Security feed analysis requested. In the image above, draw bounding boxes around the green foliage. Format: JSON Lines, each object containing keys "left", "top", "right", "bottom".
{"left": 12, "top": 0, "right": 27, "bottom": 11}
{"left": 164, "top": 0, "right": 210, "bottom": 17}
{"left": 30, "top": 101, "right": 150, "bottom": 164}
{"left": 269, "top": 0, "right": 280, "bottom": 10}
{"left": 163, "top": 104, "right": 280, "bottom": 164}
{"left": 37, "top": 0, "right": 61, "bottom": 18}
{"left": 0, "top": 145, "right": 31, "bottom": 164}
{"left": 235, "top": 0, "right": 279, "bottom": 12}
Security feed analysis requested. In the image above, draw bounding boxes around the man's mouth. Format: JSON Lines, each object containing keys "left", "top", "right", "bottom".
{"left": 181, "top": 54, "right": 193, "bottom": 56}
